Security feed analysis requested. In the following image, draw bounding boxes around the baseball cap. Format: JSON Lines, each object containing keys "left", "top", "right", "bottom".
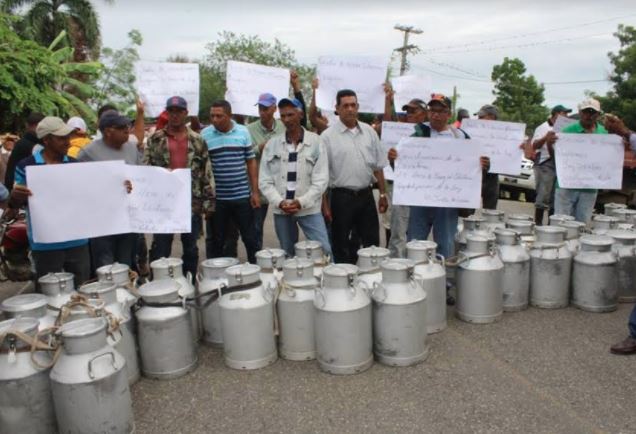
{"left": 476, "top": 104, "right": 499, "bottom": 119}
{"left": 255, "top": 93, "right": 277, "bottom": 107}
{"left": 98, "top": 111, "right": 131, "bottom": 131}
{"left": 427, "top": 93, "right": 452, "bottom": 109}
{"left": 578, "top": 98, "right": 601, "bottom": 113}
{"left": 166, "top": 96, "right": 188, "bottom": 110}
{"left": 278, "top": 98, "right": 303, "bottom": 109}
{"left": 36, "top": 116, "right": 73, "bottom": 139}
{"left": 402, "top": 98, "right": 427, "bottom": 111}
{"left": 67, "top": 116, "right": 87, "bottom": 133}
{"left": 551, "top": 104, "right": 572, "bottom": 114}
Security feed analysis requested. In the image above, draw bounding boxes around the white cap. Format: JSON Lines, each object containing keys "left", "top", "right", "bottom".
{"left": 578, "top": 98, "right": 601, "bottom": 113}
{"left": 67, "top": 116, "right": 87, "bottom": 133}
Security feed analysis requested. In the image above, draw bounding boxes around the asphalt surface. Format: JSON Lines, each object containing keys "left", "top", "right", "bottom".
{"left": 1, "top": 200, "right": 634, "bottom": 433}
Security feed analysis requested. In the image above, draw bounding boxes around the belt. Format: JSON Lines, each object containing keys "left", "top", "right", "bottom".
{"left": 331, "top": 187, "right": 372, "bottom": 197}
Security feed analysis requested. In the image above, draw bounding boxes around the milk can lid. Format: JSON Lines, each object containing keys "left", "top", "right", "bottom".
{"left": 406, "top": 240, "right": 437, "bottom": 250}
{"left": 78, "top": 281, "right": 117, "bottom": 296}
{"left": 38, "top": 272, "right": 74, "bottom": 284}
{"left": 256, "top": 249, "right": 286, "bottom": 259}
{"left": 605, "top": 229, "right": 636, "bottom": 241}
{"left": 96, "top": 262, "right": 129, "bottom": 276}
{"left": 323, "top": 263, "right": 358, "bottom": 277}
{"left": 201, "top": 257, "right": 239, "bottom": 269}
{"left": 0, "top": 317, "right": 39, "bottom": 336}
{"left": 580, "top": 234, "right": 615, "bottom": 247}
{"left": 357, "top": 246, "right": 390, "bottom": 258}
{"left": 1, "top": 293, "right": 47, "bottom": 313}
{"left": 150, "top": 257, "right": 183, "bottom": 269}
{"left": 381, "top": 258, "right": 414, "bottom": 271}
{"left": 58, "top": 317, "right": 107, "bottom": 338}
{"left": 294, "top": 240, "right": 322, "bottom": 250}
{"left": 283, "top": 258, "right": 314, "bottom": 270}
{"left": 138, "top": 279, "right": 180, "bottom": 301}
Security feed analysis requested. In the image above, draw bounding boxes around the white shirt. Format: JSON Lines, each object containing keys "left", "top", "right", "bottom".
{"left": 532, "top": 121, "right": 553, "bottom": 164}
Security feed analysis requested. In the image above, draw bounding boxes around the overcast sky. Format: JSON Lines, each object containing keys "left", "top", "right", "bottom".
{"left": 95, "top": 0, "right": 636, "bottom": 114}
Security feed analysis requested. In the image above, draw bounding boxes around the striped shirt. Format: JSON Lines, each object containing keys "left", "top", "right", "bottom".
{"left": 201, "top": 121, "right": 255, "bottom": 201}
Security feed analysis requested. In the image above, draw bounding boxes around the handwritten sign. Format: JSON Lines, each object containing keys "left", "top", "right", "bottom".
{"left": 555, "top": 133, "right": 624, "bottom": 189}
{"left": 316, "top": 56, "right": 388, "bottom": 114}
{"left": 225, "top": 61, "right": 290, "bottom": 117}
{"left": 381, "top": 121, "right": 415, "bottom": 153}
{"left": 461, "top": 119, "right": 525, "bottom": 175}
{"left": 552, "top": 115, "right": 577, "bottom": 133}
{"left": 27, "top": 162, "right": 192, "bottom": 243}
{"left": 392, "top": 137, "right": 482, "bottom": 208}
{"left": 135, "top": 61, "right": 200, "bottom": 117}
{"left": 391, "top": 75, "right": 432, "bottom": 112}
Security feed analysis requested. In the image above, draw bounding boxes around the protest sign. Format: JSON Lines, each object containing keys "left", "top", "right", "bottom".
{"left": 392, "top": 137, "right": 482, "bottom": 208}
{"left": 461, "top": 118, "right": 525, "bottom": 175}
{"left": 135, "top": 61, "right": 200, "bottom": 117}
{"left": 391, "top": 75, "right": 432, "bottom": 112}
{"left": 315, "top": 56, "right": 388, "bottom": 113}
{"left": 381, "top": 121, "right": 416, "bottom": 153}
{"left": 225, "top": 61, "right": 290, "bottom": 117}
{"left": 27, "top": 162, "right": 192, "bottom": 243}
{"left": 555, "top": 133, "right": 624, "bottom": 189}
{"left": 552, "top": 115, "right": 577, "bottom": 133}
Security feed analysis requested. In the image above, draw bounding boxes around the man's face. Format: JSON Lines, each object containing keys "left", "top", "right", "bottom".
{"left": 43, "top": 134, "right": 70, "bottom": 155}
{"left": 579, "top": 108, "right": 600, "bottom": 129}
{"left": 405, "top": 106, "right": 428, "bottom": 124}
{"left": 279, "top": 106, "right": 302, "bottom": 130}
{"left": 104, "top": 126, "right": 129, "bottom": 147}
{"left": 428, "top": 102, "right": 451, "bottom": 130}
{"left": 258, "top": 104, "right": 276, "bottom": 123}
{"left": 336, "top": 95, "right": 359, "bottom": 124}
{"left": 167, "top": 107, "right": 188, "bottom": 129}
{"left": 3, "top": 139, "right": 15, "bottom": 151}
{"left": 210, "top": 107, "right": 232, "bottom": 131}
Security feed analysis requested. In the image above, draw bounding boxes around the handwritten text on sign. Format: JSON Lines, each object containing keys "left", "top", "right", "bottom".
{"left": 316, "top": 56, "right": 388, "bottom": 114}
{"left": 134, "top": 62, "right": 200, "bottom": 117}
{"left": 381, "top": 121, "right": 415, "bottom": 152}
{"left": 392, "top": 137, "right": 482, "bottom": 208}
{"left": 555, "top": 133, "right": 624, "bottom": 189}
{"left": 225, "top": 61, "right": 290, "bottom": 117}
{"left": 461, "top": 118, "right": 525, "bottom": 175}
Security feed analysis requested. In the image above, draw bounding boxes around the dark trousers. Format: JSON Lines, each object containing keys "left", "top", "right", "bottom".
{"left": 482, "top": 172, "right": 500, "bottom": 210}
{"left": 331, "top": 188, "right": 379, "bottom": 264}
{"left": 208, "top": 199, "right": 257, "bottom": 263}
{"left": 33, "top": 243, "right": 91, "bottom": 288}
{"left": 206, "top": 218, "right": 238, "bottom": 258}
{"left": 254, "top": 203, "right": 269, "bottom": 251}
{"left": 149, "top": 214, "right": 201, "bottom": 277}
{"left": 90, "top": 233, "right": 137, "bottom": 271}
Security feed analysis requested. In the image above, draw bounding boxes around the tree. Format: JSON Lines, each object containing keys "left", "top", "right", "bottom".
{"left": 597, "top": 25, "right": 636, "bottom": 129}
{"left": 491, "top": 57, "right": 549, "bottom": 133}
{"left": 1, "top": 0, "right": 110, "bottom": 61}
{"left": 0, "top": 14, "right": 101, "bottom": 131}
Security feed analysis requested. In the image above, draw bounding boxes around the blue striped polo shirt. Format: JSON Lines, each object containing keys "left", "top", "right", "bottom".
{"left": 201, "top": 121, "right": 255, "bottom": 201}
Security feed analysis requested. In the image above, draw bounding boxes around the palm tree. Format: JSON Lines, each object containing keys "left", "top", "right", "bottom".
{"left": 1, "top": 0, "right": 111, "bottom": 61}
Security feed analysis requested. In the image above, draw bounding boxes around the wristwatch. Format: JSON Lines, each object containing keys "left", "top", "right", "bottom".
{"left": 379, "top": 193, "right": 387, "bottom": 199}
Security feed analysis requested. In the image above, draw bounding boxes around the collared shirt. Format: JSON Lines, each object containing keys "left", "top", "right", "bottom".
{"left": 246, "top": 119, "right": 285, "bottom": 160}
{"left": 532, "top": 120, "right": 554, "bottom": 164}
{"left": 321, "top": 119, "right": 387, "bottom": 189}
{"left": 201, "top": 121, "right": 255, "bottom": 201}
{"left": 557, "top": 121, "right": 608, "bottom": 191}
{"left": 14, "top": 150, "right": 88, "bottom": 251}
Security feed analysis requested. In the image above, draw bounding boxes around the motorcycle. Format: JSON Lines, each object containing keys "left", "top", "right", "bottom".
{"left": 0, "top": 209, "right": 32, "bottom": 281}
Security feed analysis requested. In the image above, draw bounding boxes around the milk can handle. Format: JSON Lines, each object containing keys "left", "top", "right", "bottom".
{"left": 435, "top": 253, "right": 446, "bottom": 267}
{"left": 186, "top": 271, "right": 193, "bottom": 285}
{"left": 315, "top": 287, "right": 326, "bottom": 308}
{"left": 88, "top": 352, "right": 116, "bottom": 379}
{"left": 371, "top": 281, "right": 386, "bottom": 302}
{"left": 263, "top": 282, "right": 276, "bottom": 303}
{"left": 195, "top": 272, "right": 203, "bottom": 285}
{"left": 356, "top": 279, "right": 371, "bottom": 297}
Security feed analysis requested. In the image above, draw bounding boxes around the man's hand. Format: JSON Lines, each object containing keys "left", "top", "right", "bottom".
{"left": 322, "top": 199, "right": 332, "bottom": 223}
{"left": 124, "top": 180, "right": 133, "bottom": 194}
{"left": 383, "top": 83, "right": 394, "bottom": 100}
{"left": 480, "top": 156, "right": 491, "bottom": 171}
{"left": 290, "top": 70, "right": 301, "bottom": 92}
{"left": 604, "top": 114, "right": 631, "bottom": 138}
{"left": 312, "top": 78, "right": 319, "bottom": 91}
{"left": 280, "top": 199, "right": 301, "bottom": 215}
{"left": 136, "top": 98, "right": 145, "bottom": 116}
{"left": 9, "top": 185, "right": 32, "bottom": 208}
{"left": 388, "top": 147, "right": 398, "bottom": 163}
{"left": 378, "top": 194, "right": 388, "bottom": 214}
{"left": 544, "top": 131, "right": 557, "bottom": 146}
{"left": 250, "top": 192, "right": 261, "bottom": 209}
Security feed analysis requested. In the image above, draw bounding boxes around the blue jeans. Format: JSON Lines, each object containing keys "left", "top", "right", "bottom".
{"left": 274, "top": 212, "right": 333, "bottom": 259}
{"left": 554, "top": 188, "right": 597, "bottom": 223}
{"left": 90, "top": 233, "right": 137, "bottom": 271}
{"left": 254, "top": 204, "right": 269, "bottom": 251}
{"left": 149, "top": 214, "right": 201, "bottom": 277}
{"left": 629, "top": 304, "right": 636, "bottom": 339}
{"left": 407, "top": 206, "right": 458, "bottom": 259}
{"left": 209, "top": 199, "right": 257, "bottom": 264}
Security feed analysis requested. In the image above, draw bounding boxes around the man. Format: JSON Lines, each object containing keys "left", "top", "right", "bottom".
{"left": 321, "top": 89, "right": 389, "bottom": 264}
{"left": 5, "top": 112, "right": 44, "bottom": 191}
{"left": 144, "top": 96, "right": 214, "bottom": 276}
{"left": 78, "top": 111, "right": 142, "bottom": 269}
{"left": 453, "top": 108, "right": 470, "bottom": 128}
{"left": 8, "top": 117, "right": 91, "bottom": 287}
{"left": 66, "top": 117, "right": 91, "bottom": 158}
{"left": 259, "top": 98, "right": 331, "bottom": 258}
{"left": 201, "top": 100, "right": 259, "bottom": 264}
{"left": 531, "top": 104, "right": 572, "bottom": 224}
{"left": 476, "top": 104, "right": 501, "bottom": 210}
{"left": 0, "top": 133, "right": 17, "bottom": 185}
{"left": 388, "top": 94, "right": 489, "bottom": 260}
{"left": 553, "top": 98, "right": 607, "bottom": 223}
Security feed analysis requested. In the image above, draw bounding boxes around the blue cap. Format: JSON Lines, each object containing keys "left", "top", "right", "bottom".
{"left": 255, "top": 93, "right": 277, "bottom": 107}
{"left": 166, "top": 96, "right": 188, "bottom": 110}
{"left": 277, "top": 98, "right": 303, "bottom": 109}
{"left": 98, "top": 111, "right": 131, "bottom": 131}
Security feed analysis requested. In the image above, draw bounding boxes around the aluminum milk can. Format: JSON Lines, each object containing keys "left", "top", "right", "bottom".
{"left": 610, "top": 208, "right": 636, "bottom": 223}
{"left": 455, "top": 215, "right": 485, "bottom": 252}
{"left": 481, "top": 209, "right": 506, "bottom": 232}
{"left": 79, "top": 281, "right": 140, "bottom": 385}
{"left": 256, "top": 248, "right": 285, "bottom": 294}
{"left": 220, "top": 263, "right": 277, "bottom": 370}
{"left": 506, "top": 220, "right": 535, "bottom": 247}
{"left": 507, "top": 213, "right": 534, "bottom": 222}
{"left": 406, "top": 240, "right": 447, "bottom": 333}
{"left": 604, "top": 202, "right": 627, "bottom": 216}
{"left": 549, "top": 214, "right": 575, "bottom": 226}
{"left": 559, "top": 220, "right": 586, "bottom": 255}
{"left": 96, "top": 262, "right": 137, "bottom": 310}
{"left": 51, "top": 318, "right": 134, "bottom": 434}
{"left": 456, "top": 234, "right": 504, "bottom": 323}
{"left": 606, "top": 229, "right": 636, "bottom": 302}
{"left": 197, "top": 257, "right": 239, "bottom": 347}
{"left": 0, "top": 317, "right": 57, "bottom": 434}
{"left": 529, "top": 225, "right": 572, "bottom": 309}
{"left": 295, "top": 240, "right": 329, "bottom": 278}
{"left": 372, "top": 259, "right": 428, "bottom": 366}
{"left": 356, "top": 246, "right": 390, "bottom": 292}
{"left": 314, "top": 264, "right": 373, "bottom": 375}
{"left": 494, "top": 229, "right": 530, "bottom": 312}
{"left": 38, "top": 272, "right": 76, "bottom": 315}
{"left": 572, "top": 235, "right": 618, "bottom": 312}
{"left": 135, "top": 279, "right": 197, "bottom": 379}
{"left": 151, "top": 257, "right": 200, "bottom": 342}
{"left": 592, "top": 215, "right": 620, "bottom": 234}
{"left": 1, "top": 293, "right": 55, "bottom": 330}
{"left": 278, "top": 258, "right": 318, "bottom": 361}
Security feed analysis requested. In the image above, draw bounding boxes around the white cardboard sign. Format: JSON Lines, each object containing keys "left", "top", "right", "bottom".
{"left": 225, "top": 61, "right": 290, "bottom": 117}
{"left": 391, "top": 75, "right": 432, "bottom": 112}
{"left": 135, "top": 61, "right": 200, "bottom": 117}
{"left": 461, "top": 118, "right": 525, "bottom": 175}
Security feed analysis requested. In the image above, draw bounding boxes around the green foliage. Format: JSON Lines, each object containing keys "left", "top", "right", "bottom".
{"left": 491, "top": 57, "right": 549, "bottom": 133}
{"left": 596, "top": 25, "right": 636, "bottom": 129}
{"left": 0, "top": 14, "right": 101, "bottom": 131}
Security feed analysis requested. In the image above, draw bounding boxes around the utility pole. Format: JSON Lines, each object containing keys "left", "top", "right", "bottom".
{"left": 394, "top": 24, "right": 423, "bottom": 76}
